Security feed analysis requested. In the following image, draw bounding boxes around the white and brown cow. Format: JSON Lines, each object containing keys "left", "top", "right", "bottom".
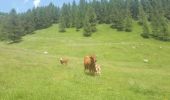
{"left": 95, "top": 64, "right": 101, "bottom": 75}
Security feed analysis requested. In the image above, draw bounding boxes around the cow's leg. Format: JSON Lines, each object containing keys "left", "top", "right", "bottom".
{"left": 84, "top": 65, "right": 88, "bottom": 72}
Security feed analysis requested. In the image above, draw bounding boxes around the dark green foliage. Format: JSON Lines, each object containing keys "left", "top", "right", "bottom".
{"left": 83, "top": 7, "right": 97, "bottom": 37}
{"left": 157, "top": 16, "right": 169, "bottom": 41}
{"left": 0, "top": 0, "right": 170, "bottom": 42}
{"left": 79, "top": 0, "right": 87, "bottom": 28}
{"left": 116, "top": 18, "right": 125, "bottom": 31}
{"left": 83, "top": 16, "right": 92, "bottom": 37}
{"left": 125, "top": 17, "right": 133, "bottom": 32}
{"left": 131, "top": 0, "right": 139, "bottom": 20}
{"left": 70, "top": 0, "right": 77, "bottom": 27}
{"left": 150, "top": 10, "right": 170, "bottom": 41}
{"left": 138, "top": 3, "right": 145, "bottom": 25}
{"left": 88, "top": 7, "right": 97, "bottom": 32}
{"left": 139, "top": 3, "right": 150, "bottom": 38}
{"left": 59, "top": 14, "right": 66, "bottom": 32}
{"left": 98, "top": 0, "right": 109, "bottom": 23}
{"left": 111, "top": 10, "right": 125, "bottom": 31}
{"left": 47, "top": 3, "right": 60, "bottom": 23}
{"left": 139, "top": 0, "right": 170, "bottom": 41}
{"left": 0, "top": 17, "right": 5, "bottom": 40}
{"left": 21, "top": 9, "right": 35, "bottom": 34}
{"left": 141, "top": 20, "right": 150, "bottom": 38}
{"left": 3, "top": 9, "right": 23, "bottom": 42}
{"left": 125, "top": 2, "right": 133, "bottom": 32}
{"left": 75, "top": 10, "right": 82, "bottom": 31}
{"left": 110, "top": 0, "right": 126, "bottom": 31}
{"left": 0, "top": 3, "right": 60, "bottom": 42}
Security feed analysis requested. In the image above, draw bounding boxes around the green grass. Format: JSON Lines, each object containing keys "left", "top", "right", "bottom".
{"left": 0, "top": 22, "right": 170, "bottom": 100}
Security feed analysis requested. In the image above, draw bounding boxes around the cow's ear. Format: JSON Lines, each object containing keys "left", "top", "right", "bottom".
{"left": 90, "top": 56, "right": 94, "bottom": 60}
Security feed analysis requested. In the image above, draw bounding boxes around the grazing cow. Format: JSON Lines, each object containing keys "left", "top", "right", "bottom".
{"left": 84, "top": 55, "right": 97, "bottom": 74}
{"left": 95, "top": 64, "right": 101, "bottom": 75}
{"left": 60, "top": 57, "right": 69, "bottom": 65}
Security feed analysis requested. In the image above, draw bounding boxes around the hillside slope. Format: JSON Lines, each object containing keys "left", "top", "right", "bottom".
{"left": 0, "top": 23, "right": 170, "bottom": 100}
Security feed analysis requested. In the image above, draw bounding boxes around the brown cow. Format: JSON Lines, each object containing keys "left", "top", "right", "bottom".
{"left": 60, "top": 57, "right": 69, "bottom": 65}
{"left": 84, "top": 55, "right": 97, "bottom": 74}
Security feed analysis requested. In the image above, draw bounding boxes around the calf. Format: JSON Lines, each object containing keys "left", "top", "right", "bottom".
{"left": 95, "top": 64, "right": 101, "bottom": 75}
{"left": 60, "top": 57, "right": 69, "bottom": 65}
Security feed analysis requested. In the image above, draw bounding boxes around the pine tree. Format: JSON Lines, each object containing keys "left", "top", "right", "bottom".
{"left": 3, "top": 9, "right": 23, "bottom": 42}
{"left": 125, "top": 9, "right": 133, "bottom": 32}
{"left": 70, "top": 0, "right": 77, "bottom": 27}
{"left": 159, "top": 16, "right": 169, "bottom": 41}
{"left": 138, "top": 3, "right": 150, "bottom": 38}
{"left": 138, "top": 3, "right": 145, "bottom": 25}
{"left": 111, "top": 0, "right": 125, "bottom": 31}
{"left": 59, "top": 14, "right": 66, "bottom": 32}
{"left": 21, "top": 9, "right": 35, "bottom": 34}
{"left": 100, "top": 0, "right": 109, "bottom": 23}
{"left": 0, "top": 15, "right": 5, "bottom": 40}
{"left": 116, "top": 12, "right": 125, "bottom": 31}
{"left": 83, "top": 15, "right": 92, "bottom": 37}
{"left": 124, "top": 0, "right": 133, "bottom": 32}
{"left": 131, "top": 0, "right": 139, "bottom": 20}
{"left": 79, "top": 0, "right": 87, "bottom": 28}
{"left": 83, "top": 7, "right": 97, "bottom": 37}
{"left": 141, "top": 18, "right": 150, "bottom": 38}
{"left": 125, "top": 17, "right": 133, "bottom": 32}
{"left": 75, "top": 9, "right": 82, "bottom": 31}
{"left": 88, "top": 7, "right": 97, "bottom": 32}
{"left": 150, "top": 11, "right": 159, "bottom": 38}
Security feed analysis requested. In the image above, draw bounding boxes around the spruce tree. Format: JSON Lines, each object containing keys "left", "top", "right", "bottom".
{"left": 83, "top": 15, "right": 92, "bottom": 37}
{"left": 83, "top": 7, "right": 97, "bottom": 37}
{"left": 125, "top": 9, "right": 133, "bottom": 32}
{"left": 88, "top": 7, "right": 97, "bottom": 32}
{"left": 159, "top": 16, "right": 169, "bottom": 41}
{"left": 70, "top": 0, "right": 77, "bottom": 27}
{"left": 138, "top": 3, "right": 145, "bottom": 25}
{"left": 59, "top": 14, "right": 66, "bottom": 32}
{"left": 141, "top": 19, "right": 150, "bottom": 38}
{"left": 139, "top": 4, "right": 150, "bottom": 38}
{"left": 116, "top": 12, "right": 125, "bottom": 31}
{"left": 150, "top": 0, "right": 169, "bottom": 41}
{"left": 3, "top": 9, "right": 23, "bottom": 42}
{"left": 131, "top": 0, "right": 139, "bottom": 19}
{"left": 124, "top": 0, "right": 133, "bottom": 32}
{"left": 79, "top": 0, "right": 87, "bottom": 28}
{"left": 75, "top": 9, "right": 82, "bottom": 31}
{"left": 21, "top": 9, "right": 35, "bottom": 34}
{"left": 111, "top": 0, "right": 125, "bottom": 31}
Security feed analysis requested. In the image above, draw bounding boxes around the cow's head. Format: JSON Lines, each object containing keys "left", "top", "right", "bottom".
{"left": 91, "top": 55, "right": 97, "bottom": 62}
{"left": 90, "top": 55, "right": 97, "bottom": 64}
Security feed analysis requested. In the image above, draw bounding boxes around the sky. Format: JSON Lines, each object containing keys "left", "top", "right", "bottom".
{"left": 0, "top": 0, "right": 79, "bottom": 13}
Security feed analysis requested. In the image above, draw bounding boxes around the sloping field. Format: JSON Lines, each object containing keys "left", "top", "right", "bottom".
{"left": 0, "top": 23, "right": 170, "bottom": 100}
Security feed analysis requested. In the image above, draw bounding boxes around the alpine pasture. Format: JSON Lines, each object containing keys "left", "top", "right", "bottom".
{"left": 0, "top": 23, "right": 170, "bottom": 100}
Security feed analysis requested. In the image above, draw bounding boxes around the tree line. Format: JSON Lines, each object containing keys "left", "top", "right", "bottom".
{"left": 0, "top": 3, "right": 60, "bottom": 42}
{"left": 0, "top": 0, "right": 170, "bottom": 42}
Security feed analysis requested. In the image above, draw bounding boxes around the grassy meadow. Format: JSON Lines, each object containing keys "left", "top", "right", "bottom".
{"left": 0, "top": 22, "right": 170, "bottom": 100}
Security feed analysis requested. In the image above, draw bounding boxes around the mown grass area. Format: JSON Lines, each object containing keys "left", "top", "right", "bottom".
{"left": 0, "top": 22, "right": 170, "bottom": 100}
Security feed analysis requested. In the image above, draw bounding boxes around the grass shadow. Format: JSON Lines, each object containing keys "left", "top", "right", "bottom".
{"left": 7, "top": 39, "right": 23, "bottom": 44}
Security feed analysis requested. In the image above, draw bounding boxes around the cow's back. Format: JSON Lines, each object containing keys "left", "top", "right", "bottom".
{"left": 84, "top": 56, "right": 91, "bottom": 65}
{"left": 84, "top": 56, "right": 91, "bottom": 71}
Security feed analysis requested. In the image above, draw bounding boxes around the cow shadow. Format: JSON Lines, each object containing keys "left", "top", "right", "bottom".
{"left": 85, "top": 72, "right": 96, "bottom": 76}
